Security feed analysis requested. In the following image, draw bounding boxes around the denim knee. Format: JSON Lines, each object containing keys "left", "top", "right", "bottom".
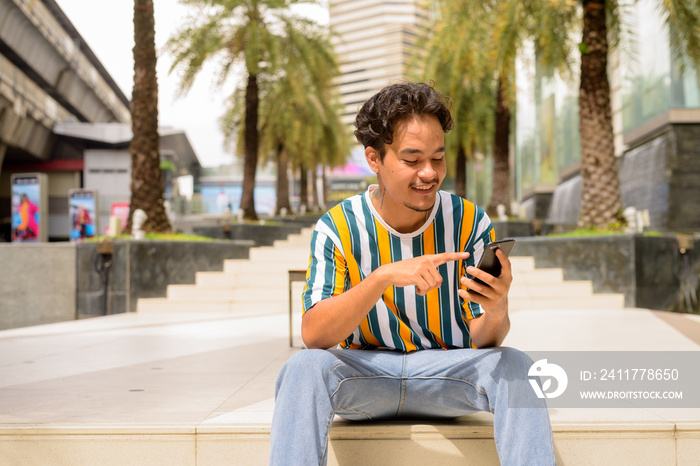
{"left": 480, "top": 347, "right": 536, "bottom": 385}
{"left": 275, "top": 349, "right": 337, "bottom": 396}
{"left": 498, "top": 347, "right": 535, "bottom": 370}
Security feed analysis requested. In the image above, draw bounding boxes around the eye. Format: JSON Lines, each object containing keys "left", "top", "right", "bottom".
{"left": 403, "top": 159, "right": 419, "bottom": 165}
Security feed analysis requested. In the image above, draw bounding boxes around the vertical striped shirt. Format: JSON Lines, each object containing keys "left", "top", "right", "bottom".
{"left": 302, "top": 186, "right": 494, "bottom": 351}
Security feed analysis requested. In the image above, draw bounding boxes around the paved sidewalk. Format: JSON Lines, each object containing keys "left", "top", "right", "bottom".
{"left": 1, "top": 306, "right": 699, "bottom": 425}
{"left": 1, "top": 306, "right": 699, "bottom": 465}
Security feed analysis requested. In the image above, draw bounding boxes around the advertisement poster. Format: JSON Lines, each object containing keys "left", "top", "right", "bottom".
{"left": 11, "top": 173, "right": 47, "bottom": 243}
{"left": 69, "top": 190, "right": 98, "bottom": 242}
{"left": 110, "top": 202, "right": 130, "bottom": 232}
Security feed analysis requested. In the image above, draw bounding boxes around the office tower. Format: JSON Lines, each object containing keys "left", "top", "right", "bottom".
{"left": 329, "top": 0, "right": 428, "bottom": 126}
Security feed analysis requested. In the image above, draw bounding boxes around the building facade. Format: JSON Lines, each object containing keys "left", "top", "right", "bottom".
{"left": 514, "top": 0, "right": 700, "bottom": 231}
{"left": 0, "top": 0, "right": 200, "bottom": 240}
{"left": 329, "top": 0, "right": 428, "bottom": 126}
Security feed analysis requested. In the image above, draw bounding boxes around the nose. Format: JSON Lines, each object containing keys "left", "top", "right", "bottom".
{"left": 418, "top": 160, "right": 437, "bottom": 180}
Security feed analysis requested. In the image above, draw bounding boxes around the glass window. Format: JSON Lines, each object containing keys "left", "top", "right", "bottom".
{"left": 621, "top": 0, "right": 700, "bottom": 132}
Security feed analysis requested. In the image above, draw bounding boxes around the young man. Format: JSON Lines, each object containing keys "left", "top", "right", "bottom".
{"left": 270, "top": 82, "right": 555, "bottom": 465}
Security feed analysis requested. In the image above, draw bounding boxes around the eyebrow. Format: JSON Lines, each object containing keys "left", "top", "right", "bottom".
{"left": 399, "top": 146, "right": 446, "bottom": 156}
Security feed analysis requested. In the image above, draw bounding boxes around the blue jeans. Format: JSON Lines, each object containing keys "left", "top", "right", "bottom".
{"left": 270, "top": 347, "right": 555, "bottom": 465}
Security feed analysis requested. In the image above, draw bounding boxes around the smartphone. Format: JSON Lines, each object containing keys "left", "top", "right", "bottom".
{"left": 467, "top": 238, "right": 516, "bottom": 289}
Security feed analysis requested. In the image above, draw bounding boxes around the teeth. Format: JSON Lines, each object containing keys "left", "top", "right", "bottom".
{"left": 414, "top": 186, "right": 431, "bottom": 191}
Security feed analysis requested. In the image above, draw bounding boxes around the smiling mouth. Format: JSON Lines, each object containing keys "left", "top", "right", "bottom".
{"left": 411, "top": 180, "right": 439, "bottom": 191}
{"left": 411, "top": 177, "right": 440, "bottom": 193}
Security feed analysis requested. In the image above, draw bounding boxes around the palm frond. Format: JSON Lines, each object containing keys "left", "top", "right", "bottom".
{"left": 660, "top": 0, "right": 700, "bottom": 70}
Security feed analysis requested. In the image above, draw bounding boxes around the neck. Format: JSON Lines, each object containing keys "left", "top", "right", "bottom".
{"left": 370, "top": 186, "right": 432, "bottom": 234}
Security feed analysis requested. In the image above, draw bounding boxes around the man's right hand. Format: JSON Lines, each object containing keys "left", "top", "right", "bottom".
{"left": 377, "top": 251, "right": 471, "bottom": 295}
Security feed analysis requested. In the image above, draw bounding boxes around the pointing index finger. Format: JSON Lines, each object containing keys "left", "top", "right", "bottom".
{"left": 430, "top": 251, "right": 471, "bottom": 266}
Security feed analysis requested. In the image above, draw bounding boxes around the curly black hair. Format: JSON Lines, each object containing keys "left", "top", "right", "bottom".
{"left": 354, "top": 82, "right": 453, "bottom": 160}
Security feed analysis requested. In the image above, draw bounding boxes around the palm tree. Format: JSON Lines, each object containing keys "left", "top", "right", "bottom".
{"left": 127, "top": 0, "right": 171, "bottom": 233}
{"left": 167, "top": 0, "right": 320, "bottom": 220}
{"left": 271, "top": 16, "right": 349, "bottom": 213}
{"left": 496, "top": 0, "right": 700, "bottom": 227}
{"left": 313, "top": 97, "right": 351, "bottom": 209}
{"left": 577, "top": 0, "right": 620, "bottom": 227}
{"left": 220, "top": 15, "right": 350, "bottom": 215}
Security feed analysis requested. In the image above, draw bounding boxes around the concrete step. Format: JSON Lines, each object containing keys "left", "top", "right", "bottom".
{"left": 248, "top": 246, "right": 310, "bottom": 263}
{"left": 510, "top": 293, "right": 625, "bottom": 310}
{"left": 167, "top": 285, "right": 288, "bottom": 302}
{"left": 273, "top": 230, "right": 314, "bottom": 248}
{"left": 142, "top": 226, "right": 625, "bottom": 318}
{"left": 222, "top": 256, "right": 537, "bottom": 275}
{"left": 509, "top": 281, "right": 593, "bottom": 298}
{"left": 166, "top": 283, "right": 623, "bottom": 310}
{"left": 188, "top": 266, "right": 603, "bottom": 305}
{"left": 247, "top": 247, "right": 539, "bottom": 268}
{"left": 136, "top": 298, "right": 287, "bottom": 313}
{"left": 197, "top": 272, "right": 562, "bottom": 290}
{"left": 196, "top": 271, "right": 290, "bottom": 288}
{"left": 224, "top": 260, "right": 308, "bottom": 274}
{"left": 2, "top": 410, "right": 694, "bottom": 465}
{"left": 275, "top": 237, "right": 313, "bottom": 248}
{"left": 152, "top": 290, "right": 623, "bottom": 314}
{"left": 201, "top": 265, "right": 557, "bottom": 289}
{"left": 194, "top": 273, "right": 575, "bottom": 296}
{"left": 514, "top": 268, "right": 563, "bottom": 283}
{"left": 208, "top": 415, "right": 691, "bottom": 466}
{"left": 509, "top": 256, "right": 535, "bottom": 271}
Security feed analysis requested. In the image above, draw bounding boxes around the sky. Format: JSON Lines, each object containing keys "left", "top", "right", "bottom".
{"left": 54, "top": 0, "right": 329, "bottom": 168}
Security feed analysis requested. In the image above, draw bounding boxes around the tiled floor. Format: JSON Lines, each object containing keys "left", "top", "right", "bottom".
{"left": 1, "top": 305, "right": 698, "bottom": 423}
{"left": 1, "top": 306, "right": 699, "bottom": 465}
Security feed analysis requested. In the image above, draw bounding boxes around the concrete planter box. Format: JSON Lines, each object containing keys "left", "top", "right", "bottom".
{"left": 76, "top": 239, "right": 253, "bottom": 318}
{"left": 0, "top": 243, "right": 77, "bottom": 331}
{"left": 0, "top": 240, "right": 254, "bottom": 330}
{"left": 3, "top": 232, "right": 697, "bottom": 331}
{"left": 492, "top": 221, "right": 536, "bottom": 239}
{"left": 511, "top": 234, "right": 700, "bottom": 312}
{"left": 193, "top": 221, "right": 315, "bottom": 246}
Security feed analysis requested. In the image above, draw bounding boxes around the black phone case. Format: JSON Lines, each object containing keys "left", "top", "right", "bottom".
{"left": 469, "top": 239, "right": 515, "bottom": 287}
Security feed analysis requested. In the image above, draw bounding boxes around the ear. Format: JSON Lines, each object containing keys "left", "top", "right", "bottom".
{"left": 365, "top": 146, "right": 381, "bottom": 174}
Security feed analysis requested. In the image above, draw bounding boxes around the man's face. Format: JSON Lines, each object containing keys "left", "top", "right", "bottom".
{"left": 366, "top": 115, "right": 446, "bottom": 230}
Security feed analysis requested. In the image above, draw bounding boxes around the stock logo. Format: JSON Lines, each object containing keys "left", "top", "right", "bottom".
{"left": 528, "top": 359, "right": 568, "bottom": 399}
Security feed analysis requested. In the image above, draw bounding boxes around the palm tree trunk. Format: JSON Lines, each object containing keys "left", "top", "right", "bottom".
{"left": 487, "top": 76, "right": 511, "bottom": 217}
{"left": 127, "top": 0, "right": 170, "bottom": 233}
{"left": 322, "top": 165, "right": 328, "bottom": 211}
{"left": 240, "top": 74, "right": 259, "bottom": 220}
{"left": 454, "top": 143, "right": 466, "bottom": 198}
{"left": 311, "top": 163, "right": 319, "bottom": 211}
{"left": 578, "top": 0, "right": 622, "bottom": 227}
{"left": 299, "top": 162, "right": 309, "bottom": 212}
{"left": 276, "top": 143, "right": 292, "bottom": 214}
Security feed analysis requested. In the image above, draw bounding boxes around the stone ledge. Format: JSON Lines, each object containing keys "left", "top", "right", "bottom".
{"left": 511, "top": 234, "right": 700, "bottom": 312}
{"left": 2, "top": 416, "right": 697, "bottom": 466}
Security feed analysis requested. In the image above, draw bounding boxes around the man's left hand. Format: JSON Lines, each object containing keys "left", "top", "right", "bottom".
{"left": 458, "top": 248, "right": 513, "bottom": 316}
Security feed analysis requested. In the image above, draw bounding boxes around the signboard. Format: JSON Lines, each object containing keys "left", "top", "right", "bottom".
{"left": 10, "top": 173, "right": 48, "bottom": 243}
{"left": 68, "top": 189, "right": 98, "bottom": 242}
{"left": 326, "top": 177, "right": 372, "bottom": 208}
{"left": 110, "top": 202, "right": 130, "bottom": 231}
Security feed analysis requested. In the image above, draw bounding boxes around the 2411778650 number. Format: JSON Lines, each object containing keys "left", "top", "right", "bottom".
{"left": 597, "top": 368, "right": 679, "bottom": 381}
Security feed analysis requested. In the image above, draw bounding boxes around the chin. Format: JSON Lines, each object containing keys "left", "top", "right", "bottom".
{"left": 404, "top": 202, "right": 434, "bottom": 213}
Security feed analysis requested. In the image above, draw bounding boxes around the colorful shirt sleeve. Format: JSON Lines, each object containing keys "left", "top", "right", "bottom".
{"left": 301, "top": 216, "right": 348, "bottom": 315}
